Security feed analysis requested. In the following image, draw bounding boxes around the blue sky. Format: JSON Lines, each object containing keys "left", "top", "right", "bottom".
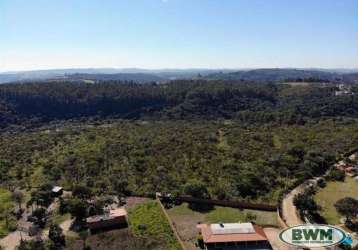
{"left": 0, "top": 0, "right": 357, "bottom": 71}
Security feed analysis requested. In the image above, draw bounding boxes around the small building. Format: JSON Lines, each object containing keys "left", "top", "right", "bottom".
{"left": 349, "top": 153, "right": 357, "bottom": 161}
{"left": 51, "top": 186, "right": 63, "bottom": 197}
{"left": 335, "top": 84, "right": 353, "bottom": 96}
{"left": 86, "top": 208, "right": 127, "bottom": 232}
{"left": 197, "top": 222, "right": 272, "bottom": 250}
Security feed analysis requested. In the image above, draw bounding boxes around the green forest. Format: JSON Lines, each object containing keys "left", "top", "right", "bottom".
{"left": 0, "top": 80, "right": 357, "bottom": 128}
{"left": 1, "top": 119, "right": 357, "bottom": 203}
{"left": 0, "top": 81, "right": 358, "bottom": 203}
{"left": 0, "top": 79, "right": 358, "bottom": 249}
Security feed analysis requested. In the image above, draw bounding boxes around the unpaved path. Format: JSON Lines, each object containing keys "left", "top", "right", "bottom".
{"left": 0, "top": 231, "right": 32, "bottom": 250}
{"left": 59, "top": 218, "right": 73, "bottom": 234}
{"left": 0, "top": 207, "right": 33, "bottom": 250}
{"left": 42, "top": 218, "right": 75, "bottom": 238}
{"left": 281, "top": 185, "right": 304, "bottom": 227}
{"left": 282, "top": 178, "right": 321, "bottom": 227}
{"left": 281, "top": 179, "right": 330, "bottom": 250}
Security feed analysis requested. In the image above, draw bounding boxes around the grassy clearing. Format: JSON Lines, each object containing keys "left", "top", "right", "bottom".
{"left": 49, "top": 211, "right": 71, "bottom": 226}
{"left": 128, "top": 200, "right": 181, "bottom": 250}
{"left": 0, "top": 189, "right": 15, "bottom": 238}
{"left": 205, "top": 206, "right": 277, "bottom": 225}
{"left": 314, "top": 177, "right": 358, "bottom": 224}
{"left": 169, "top": 202, "right": 277, "bottom": 226}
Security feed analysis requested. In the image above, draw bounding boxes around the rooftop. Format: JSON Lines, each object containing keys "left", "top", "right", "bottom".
{"left": 197, "top": 223, "right": 268, "bottom": 243}
{"left": 86, "top": 207, "right": 127, "bottom": 223}
{"left": 211, "top": 222, "right": 255, "bottom": 235}
{"left": 52, "top": 186, "right": 63, "bottom": 192}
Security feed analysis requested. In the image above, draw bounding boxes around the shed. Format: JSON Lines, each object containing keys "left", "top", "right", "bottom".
{"left": 86, "top": 208, "right": 127, "bottom": 232}
{"left": 51, "top": 186, "right": 63, "bottom": 196}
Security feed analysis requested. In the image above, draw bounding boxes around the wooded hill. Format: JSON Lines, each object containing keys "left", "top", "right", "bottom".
{"left": 0, "top": 80, "right": 357, "bottom": 128}
{"left": 206, "top": 68, "right": 341, "bottom": 82}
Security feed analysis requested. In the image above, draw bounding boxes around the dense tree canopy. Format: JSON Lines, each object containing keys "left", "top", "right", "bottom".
{"left": 0, "top": 80, "right": 357, "bottom": 128}
{"left": 0, "top": 119, "right": 357, "bottom": 203}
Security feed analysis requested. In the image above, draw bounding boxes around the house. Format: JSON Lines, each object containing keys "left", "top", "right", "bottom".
{"left": 197, "top": 222, "right": 272, "bottom": 250}
{"left": 86, "top": 207, "right": 127, "bottom": 232}
{"left": 51, "top": 186, "right": 63, "bottom": 197}
{"left": 335, "top": 84, "right": 353, "bottom": 96}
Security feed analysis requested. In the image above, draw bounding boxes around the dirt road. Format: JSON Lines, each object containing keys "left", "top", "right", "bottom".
{"left": 0, "top": 231, "right": 33, "bottom": 250}
{"left": 281, "top": 185, "right": 304, "bottom": 227}
{"left": 281, "top": 180, "right": 330, "bottom": 250}
{"left": 0, "top": 207, "right": 34, "bottom": 250}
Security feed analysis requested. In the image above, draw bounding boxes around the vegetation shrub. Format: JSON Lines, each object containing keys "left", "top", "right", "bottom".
{"left": 327, "top": 169, "right": 346, "bottom": 182}
{"left": 317, "top": 178, "right": 327, "bottom": 188}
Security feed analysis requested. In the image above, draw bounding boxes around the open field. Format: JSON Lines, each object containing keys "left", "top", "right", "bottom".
{"left": 314, "top": 177, "right": 358, "bottom": 224}
{"left": 128, "top": 200, "right": 181, "bottom": 250}
{"left": 166, "top": 202, "right": 277, "bottom": 250}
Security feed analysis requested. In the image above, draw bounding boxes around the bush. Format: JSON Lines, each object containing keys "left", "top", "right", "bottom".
{"left": 31, "top": 208, "right": 47, "bottom": 228}
{"left": 293, "top": 191, "right": 320, "bottom": 219}
{"left": 18, "top": 239, "right": 46, "bottom": 250}
{"left": 334, "top": 197, "right": 358, "bottom": 222}
{"left": 317, "top": 178, "right": 326, "bottom": 188}
{"left": 183, "top": 180, "right": 210, "bottom": 199}
{"left": 327, "top": 169, "right": 345, "bottom": 182}
{"left": 245, "top": 212, "right": 257, "bottom": 222}
{"left": 197, "top": 234, "right": 204, "bottom": 249}
{"left": 48, "top": 223, "right": 66, "bottom": 248}
{"left": 72, "top": 185, "right": 93, "bottom": 200}
{"left": 68, "top": 198, "right": 88, "bottom": 221}
{"left": 58, "top": 198, "right": 68, "bottom": 215}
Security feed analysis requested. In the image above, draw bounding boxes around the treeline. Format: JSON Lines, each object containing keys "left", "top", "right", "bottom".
{"left": 0, "top": 80, "right": 357, "bottom": 127}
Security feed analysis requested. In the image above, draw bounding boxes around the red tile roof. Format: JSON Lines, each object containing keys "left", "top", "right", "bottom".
{"left": 197, "top": 223, "right": 268, "bottom": 243}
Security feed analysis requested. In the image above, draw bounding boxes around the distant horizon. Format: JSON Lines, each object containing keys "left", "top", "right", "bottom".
{"left": 2, "top": 66, "right": 358, "bottom": 74}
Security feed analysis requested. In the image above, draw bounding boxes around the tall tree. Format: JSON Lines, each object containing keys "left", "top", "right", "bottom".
{"left": 49, "top": 223, "right": 66, "bottom": 249}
